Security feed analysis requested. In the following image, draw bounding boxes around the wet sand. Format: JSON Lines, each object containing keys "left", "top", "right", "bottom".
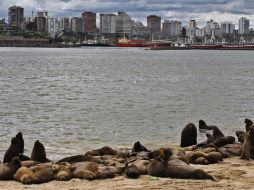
{"left": 0, "top": 157, "right": 253, "bottom": 190}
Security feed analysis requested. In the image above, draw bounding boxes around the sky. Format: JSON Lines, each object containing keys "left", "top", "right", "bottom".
{"left": 0, "top": 0, "right": 254, "bottom": 28}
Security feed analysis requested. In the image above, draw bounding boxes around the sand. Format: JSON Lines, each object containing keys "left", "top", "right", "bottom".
{"left": 0, "top": 156, "right": 254, "bottom": 190}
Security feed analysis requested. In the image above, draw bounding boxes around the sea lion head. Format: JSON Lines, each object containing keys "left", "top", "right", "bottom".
{"left": 15, "top": 132, "right": 24, "bottom": 153}
{"left": 132, "top": 141, "right": 150, "bottom": 153}
{"left": 125, "top": 164, "right": 140, "bottom": 179}
{"left": 199, "top": 120, "right": 206, "bottom": 127}
{"left": 11, "top": 137, "right": 21, "bottom": 146}
{"left": 31, "top": 140, "right": 47, "bottom": 162}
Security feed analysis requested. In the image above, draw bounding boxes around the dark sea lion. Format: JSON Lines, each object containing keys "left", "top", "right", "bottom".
{"left": 180, "top": 123, "right": 197, "bottom": 148}
{"left": 199, "top": 120, "right": 218, "bottom": 131}
{"left": 240, "top": 125, "right": 254, "bottom": 160}
{"left": 132, "top": 141, "right": 150, "bottom": 153}
{"left": 31, "top": 140, "right": 52, "bottom": 163}
{"left": 3, "top": 137, "right": 22, "bottom": 163}
{"left": 197, "top": 133, "right": 215, "bottom": 147}
{"left": 245, "top": 118, "right": 253, "bottom": 132}
{"left": 19, "top": 155, "right": 31, "bottom": 161}
{"left": 236, "top": 131, "right": 245, "bottom": 143}
{"left": 85, "top": 146, "right": 118, "bottom": 156}
{"left": 0, "top": 157, "right": 22, "bottom": 180}
{"left": 14, "top": 167, "right": 34, "bottom": 184}
{"left": 15, "top": 132, "right": 24, "bottom": 154}
{"left": 147, "top": 150, "right": 215, "bottom": 180}
{"left": 57, "top": 155, "right": 104, "bottom": 164}
{"left": 31, "top": 165, "right": 54, "bottom": 184}
{"left": 203, "top": 136, "right": 235, "bottom": 149}
{"left": 52, "top": 163, "right": 73, "bottom": 181}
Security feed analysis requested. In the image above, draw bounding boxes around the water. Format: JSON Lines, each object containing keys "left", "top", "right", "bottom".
{"left": 0, "top": 47, "right": 254, "bottom": 161}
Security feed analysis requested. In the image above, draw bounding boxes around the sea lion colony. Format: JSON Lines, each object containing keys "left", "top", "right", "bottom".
{"left": 0, "top": 118, "right": 253, "bottom": 184}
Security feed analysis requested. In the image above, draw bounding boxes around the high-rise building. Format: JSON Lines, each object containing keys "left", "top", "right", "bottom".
{"left": 204, "top": 20, "right": 221, "bottom": 37}
{"left": 239, "top": 17, "right": 250, "bottom": 35}
{"left": 100, "top": 14, "right": 116, "bottom": 34}
{"left": 47, "top": 17, "right": 59, "bottom": 36}
{"left": 189, "top": 19, "right": 197, "bottom": 29}
{"left": 71, "top": 17, "right": 82, "bottom": 33}
{"left": 35, "top": 17, "right": 47, "bottom": 32}
{"left": 82, "top": 12, "right": 96, "bottom": 33}
{"left": 37, "top": 11, "right": 48, "bottom": 17}
{"left": 162, "top": 20, "right": 182, "bottom": 38}
{"left": 60, "top": 17, "right": 70, "bottom": 32}
{"left": 116, "top": 11, "right": 132, "bottom": 35}
{"left": 131, "top": 20, "right": 150, "bottom": 37}
{"left": 8, "top": 5, "right": 24, "bottom": 30}
{"left": 221, "top": 22, "right": 235, "bottom": 34}
{"left": 147, "top": 15, "right": 161, "bottom": 36}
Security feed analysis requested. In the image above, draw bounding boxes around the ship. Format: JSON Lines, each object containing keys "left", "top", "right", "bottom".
{"left": 116, "top": 37, "right": 171, "bottom": 48}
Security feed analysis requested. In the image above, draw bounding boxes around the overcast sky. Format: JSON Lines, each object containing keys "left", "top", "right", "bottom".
{"left": 0, "top": 0, "right": 254, "bottom": 28}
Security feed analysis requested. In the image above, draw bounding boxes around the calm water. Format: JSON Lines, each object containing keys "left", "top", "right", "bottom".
{"left": 0, "top": 47, "right": 254, "bottom": 161}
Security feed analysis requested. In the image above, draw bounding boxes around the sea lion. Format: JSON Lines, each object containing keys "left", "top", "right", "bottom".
{"left": 85, "top": 146, "right": 118, "bottom": 156}
{"left": 236, "top": 131, "right": 245, "bottom": 143}
{"left": 197, "top": 133, "right": 215, "bottom": 147}
{"left": 21, "top": 160, "right": 40, "bottom": 168}
{"left": 72, "top": 162, "right": 98, "bottom": 180}
{"left": 245, "top": 118, "right": 253, "bottom": 132}
{"left": 132, "top": 141, "right": 150, "bottom": 153}
{"left": 31, "top": 140, "right": 52, "bottom": 163}
{"left": 199, "top": 120, "right": 225, "bottom": 139}
{"left": 221, "top": 144, "right": 242, "bottom": 156}
{"left": 15, "top": 132, "right": 24, "bottom": 154}
{"left": 3, "top": 137, "right": 22, "bottom": 163}
{"left": 203, "top": 136, "right": 235, "bottom": 149}
{"left": 180, "top": 123, "right": 197, "bottom": 148}
{"left": 14, "top": 167, "right": 34, "bottom": 184}
{"left": 240, "top": 125, "right": 254, "bottom": 160}
{"left": 52, "top": 163, "right": 73, "bottom": 181}
{"left": 0, "top": 157, "right": 22, "bottom": 180}
{"left": 31, "top": 165, "right": 54, "bottom": 184}
{"left": 147, "top": 149, "right": 215, "bottom": 180}
{"left": 57, "top": 155, "right": 104, "bottom": 164}
{"left": 125, "top": 159, "right": 149, "bottom": 179}
{"left": 192, "top": 157, "right": 210, "bottom": 165}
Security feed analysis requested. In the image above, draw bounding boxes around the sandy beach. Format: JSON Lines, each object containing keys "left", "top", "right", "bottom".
{"left": 0, "top": 156, "right": 253, "bottom": 190}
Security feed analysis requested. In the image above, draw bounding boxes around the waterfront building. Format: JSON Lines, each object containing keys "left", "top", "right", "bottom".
{"left": 239, "top": 17, "right": 250, "bottom": 35}
{"left": 35, "top": 16, "right": 47, "bottom": 32}
{"left": 60, "top": 17, "right": 70, "bottom": 32}
{"left": 71, "top": 17, "right": 83, "bottom": 33}
{"left": 162, "top": 20, "right": 182, "bottom": 38}
{"left": 147, "top": 15, "right": 161, "bottom": 36}
{"left": 82, "top": 12, "right": 96, "bottom": 33}
{"left": 8, "top": 5, "right": 24, "bottom": 30}
{"left": 47, "top": 17, "right": 60, "bottom": 37}
{"left": 189, "top": 19, "right": 197, "bottom": 29}
{"left": 24, "top": 17, "right": 35, "bottom": 23}
{"left": 116, "top": 11, "right": 132, "bottom": 35}
{"left": 204, "top": 20, "right": 222, "bottom": 37}
{"left": 37, "top": 11, "right": 48, "bottom": 17}
{"left": 100, "top": 14, "right": 116, "bottom": 34}
{"left": 0, "top": 19, "right": 7, "bottom": 31}
{"left": 195, "top": 28, "right": 204, "bottom": 37}
{"left": 131, "top": 20, "right": 150, "bottom": 37}
{"left": 221, "top": 22, "right": 235, "bottom": 34}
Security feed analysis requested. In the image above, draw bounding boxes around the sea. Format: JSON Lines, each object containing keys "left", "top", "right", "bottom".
{"left": 0, "top": 47, "right": 254, "bottom": 161}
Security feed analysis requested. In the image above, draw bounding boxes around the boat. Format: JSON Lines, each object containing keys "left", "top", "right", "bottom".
{"left": 116, "top": 37, "right": 171, "bottom": 48}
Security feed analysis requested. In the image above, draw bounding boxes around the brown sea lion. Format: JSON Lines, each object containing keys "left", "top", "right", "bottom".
{"left": 125, "top": 159, "right": 149, "bottom": 179}
{"left": 31, "top": 140, "right": 52, "bottom": 163}
{"left": 56, "top": 155, "right": 104, "bottom": 164}
{"left": 21, "top": 160, "right": 40, "bottom": 168}
{"left": 147, "top": 149, "right": 215, "bottom": 180}
{"left": 72, "top": 162, "right": 98, "bottom": 180}
{"left": 31, "top": 165, "right": 54, "bottom": 184}
{"left": 240, "top": 125, "right": 254, "bottom": 160}
{"left": 222, "top": 144, "right": 242, "bottom": 156}
{"left": 85, "top": 146, "right": 118, "bottom": 156}
{"left": 14, "top": 167, "right": 34, "bottom": 184}
{"left": 0, "top": 157, "right": 22, "bottom": 180}
{"left": 245, "top": 118, "right": 253, "bottom": 132}
{"left": 3, "top": 137, "right": 22, "bottom": 163}
{"left": 192, "top": 157, "right": 209, "bottom": 165}
{"left": 180, "top": 123, "right": 197, "bottom": 148}
{"left": 15, "top": 132, "right": 24, "bottom": 154}
{"left": 52, "top": 163, "right": 73, "bottom": 181}
{"left": 131, "top": 141, "right": 150, "bottom": 153}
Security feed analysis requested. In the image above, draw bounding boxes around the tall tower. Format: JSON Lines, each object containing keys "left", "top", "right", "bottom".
{"left": 8, "top": 5, "right": 24, "bottom": 30}
{"left": 239, "top": 17, "right": 250, "bottom": 35}
{"left": 147, "top": 15, "right": 161, "bottom": 36}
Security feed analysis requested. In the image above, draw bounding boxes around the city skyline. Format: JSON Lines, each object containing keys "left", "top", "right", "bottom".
{"left": 0, "top": 0, "right": 254, "bottom": 28}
